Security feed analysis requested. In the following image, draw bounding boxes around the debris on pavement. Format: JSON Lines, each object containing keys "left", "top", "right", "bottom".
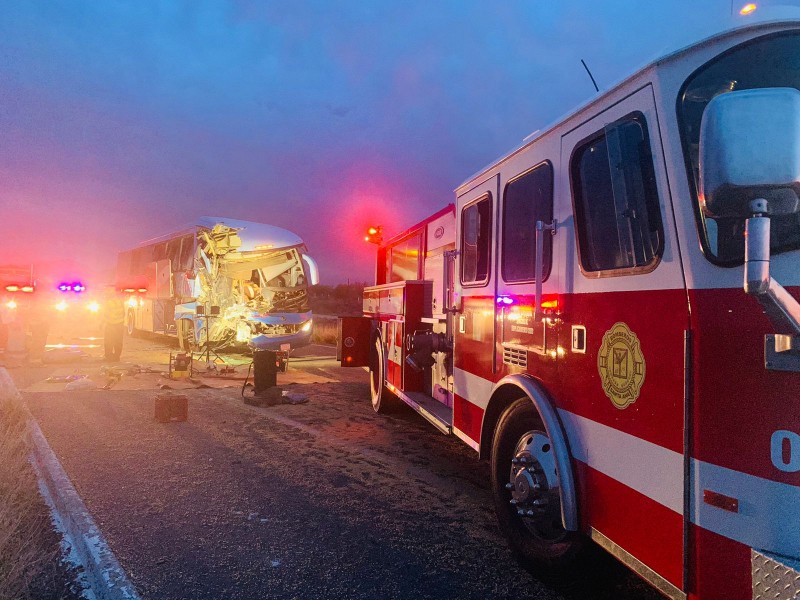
{"left": 44, "top": 374, "right": 86, "bottom": 384}
{"left": 64, "top": 378, "right": 99, "bottom": 391}
{"left": 43, "top": 348, "right": 89, "bottom": 363}
{"left": 242, "top": 386, "right": 308, "bottom": 407}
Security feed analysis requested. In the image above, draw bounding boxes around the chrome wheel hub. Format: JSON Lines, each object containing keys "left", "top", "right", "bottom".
{"left": 507, "top": 430, "right": 566, "bottom": 541}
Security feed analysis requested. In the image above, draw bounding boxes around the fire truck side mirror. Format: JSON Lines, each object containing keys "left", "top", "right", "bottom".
{"left": 699, "top": 87, "right": 800, "bottom": 219}
{"left": 700, "top": 87, "right": 800, "bottom": 351}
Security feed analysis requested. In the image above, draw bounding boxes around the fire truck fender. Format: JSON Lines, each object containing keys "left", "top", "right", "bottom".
{"left": 485, "top": 374, "right": 578, "bottom": 532}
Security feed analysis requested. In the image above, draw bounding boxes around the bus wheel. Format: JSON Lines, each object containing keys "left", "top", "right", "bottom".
{"left": 126, "top": 310, "right": 136, "bottom": 336}
{"left": 491, "top": 398, "right": 585, "bottom": 582}
{"left": 369, "top": 334, "right": 396, "bottom": 413}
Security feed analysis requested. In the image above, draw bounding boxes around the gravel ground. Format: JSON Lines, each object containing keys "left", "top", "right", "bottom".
{"left": 22, "top": 351, "right": 663, "bottom": 600}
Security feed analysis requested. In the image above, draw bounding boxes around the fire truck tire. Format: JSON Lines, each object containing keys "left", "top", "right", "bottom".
{"left": 370, "top": 334, "right": 397, "bottom": 413}
{"left": 491, "top": 398, "right": 588, "bottom": 583}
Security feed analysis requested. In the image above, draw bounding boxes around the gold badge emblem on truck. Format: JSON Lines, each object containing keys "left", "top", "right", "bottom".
{"left": 597, "top": 322, "right": 645, "bottom": 409}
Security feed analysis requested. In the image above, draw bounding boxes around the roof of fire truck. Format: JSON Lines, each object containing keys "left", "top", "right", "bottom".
{"left": 457, "top": 15, "right": 800, "bottom": 192}
{"left": 140, "top": 217, "right": 304, "bottom": 252}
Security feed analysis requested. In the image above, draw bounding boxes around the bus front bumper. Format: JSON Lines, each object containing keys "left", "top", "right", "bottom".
{"left": 248, "top": 329, "right": 312, "bottom": 351}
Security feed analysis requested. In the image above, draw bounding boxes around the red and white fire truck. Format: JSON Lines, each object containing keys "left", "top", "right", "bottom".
{"left": 339, "top": 19, "right": 800, "bottom": 600}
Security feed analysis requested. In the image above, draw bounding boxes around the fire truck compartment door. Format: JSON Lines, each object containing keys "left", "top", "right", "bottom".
{"left": 338, "top": 317, "right": 371, "bottom": 367}
{"left": 559, "top": 84, "right": 688, "bottom": 594}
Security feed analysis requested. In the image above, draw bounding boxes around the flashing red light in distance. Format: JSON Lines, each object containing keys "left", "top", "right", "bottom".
{"left": 365, "top": 225, "right": 383, "bottom": 245}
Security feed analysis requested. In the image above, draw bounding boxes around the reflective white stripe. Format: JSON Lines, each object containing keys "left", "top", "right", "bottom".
{"left": 691, "top": 459, "right": 800, "bottom": 556}
{"left": 453, "top": 426, "right": 480, "bottom": 451}
{"left": 453, "top": 367, "right": 493, "bottom": 409}
{"left": 558, "top": 409, "right": 684, "bottom": 514}
{"left": 453, "top": 369, "right": 799, "bottom": 557}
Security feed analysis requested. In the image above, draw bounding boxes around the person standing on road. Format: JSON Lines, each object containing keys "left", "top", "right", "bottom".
{"left": 102, "top": 286, "right": 125, "bottom": 362}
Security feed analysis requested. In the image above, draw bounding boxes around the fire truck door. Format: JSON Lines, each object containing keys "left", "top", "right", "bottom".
{"left": 558, "top": 85, "right": 688, "bottom": 593}
{"left": 452, "top": 176, "right": 499, "bottom": 446}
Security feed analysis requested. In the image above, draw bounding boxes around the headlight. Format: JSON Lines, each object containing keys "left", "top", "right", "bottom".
{"left": 87, "top": 301, "right": 100, "bottom": 313}
{"left": 127, "top": 297, "right": 138, "bottom": 308}
{"left": 55, "top": 300, "right": 68, "bottom": 311}
{"left": 301, "top": 319, "right": 312, "bottom": 333}
{"left": 5, "top": 300, "right": 16, "bottom": 310}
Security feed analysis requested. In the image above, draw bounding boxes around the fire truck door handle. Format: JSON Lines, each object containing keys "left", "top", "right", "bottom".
{"left": 534, "top": 220, "right": 557, "bottom": 322}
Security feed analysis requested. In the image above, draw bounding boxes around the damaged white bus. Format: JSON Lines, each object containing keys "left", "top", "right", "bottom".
{"left": 116, "top": 217, "right": 319, "bottom": 352}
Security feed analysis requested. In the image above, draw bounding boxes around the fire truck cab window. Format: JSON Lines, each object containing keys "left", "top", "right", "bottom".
{"left": 461, "top": 195, "right": 492, "bottom": 285}
{"left": 571, "top": 112, "right": 662, "bottom": 273}
{"left": 389, "top": 233, "right": 421, "bottom": 283}
{"left": 678, "top": 31, "right": 800, "bottom": 265}
{"left": 502, "top": 162, "right": 554, "bottom": 282}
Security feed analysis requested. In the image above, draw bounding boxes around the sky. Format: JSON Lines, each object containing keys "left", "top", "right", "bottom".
{"left": 0, "top": 0, "right": 754, "bottom": 284}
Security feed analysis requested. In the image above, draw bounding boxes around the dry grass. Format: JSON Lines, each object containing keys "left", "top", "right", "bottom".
{"left": 312, "top": 317, "right": 339, "bottom": 346}
{"left": 0, "top": 386, "right": 57, "bottom": 600}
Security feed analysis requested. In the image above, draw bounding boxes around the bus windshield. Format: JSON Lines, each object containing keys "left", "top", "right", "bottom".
{"left": 678, "top": 30, "right": 800, "bottom": 264}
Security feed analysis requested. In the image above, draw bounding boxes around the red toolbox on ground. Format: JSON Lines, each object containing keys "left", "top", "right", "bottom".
{"left": 154, "top": 394, "right": 188, "bottom": 423}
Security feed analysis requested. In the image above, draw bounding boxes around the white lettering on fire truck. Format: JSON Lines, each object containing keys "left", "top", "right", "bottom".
{"left": 597, "top": 322, "right": 646, "bottom": 410}
{"left": 771, "top": 430, "right": 800, "bottom": 473}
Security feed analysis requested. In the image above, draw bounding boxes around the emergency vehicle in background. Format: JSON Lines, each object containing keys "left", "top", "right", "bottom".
{"left": 117, "top": 217, "right": 319, "bottom": 352}
{"left": 339, "top": 18, "right": 800, "bottom": 600}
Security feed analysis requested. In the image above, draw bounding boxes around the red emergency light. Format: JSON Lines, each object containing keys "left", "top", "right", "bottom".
{"left": 365, "top": 226, "right": 383, "bottom": 245}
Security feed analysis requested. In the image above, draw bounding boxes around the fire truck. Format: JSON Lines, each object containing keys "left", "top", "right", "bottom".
{"left": 339, "top": 19, "right": 800, "bottom": 600}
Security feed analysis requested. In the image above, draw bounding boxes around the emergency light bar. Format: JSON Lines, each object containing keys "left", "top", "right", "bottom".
{"left": 58, "top": 282, "right": 86, "bottom": 293}
{"left": 5, "top": 284, "right": 34, "bottom": 293}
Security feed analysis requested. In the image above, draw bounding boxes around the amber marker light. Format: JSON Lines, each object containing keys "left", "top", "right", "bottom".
{"left": 740, "top": 3, "right": 757, "bottom": 15}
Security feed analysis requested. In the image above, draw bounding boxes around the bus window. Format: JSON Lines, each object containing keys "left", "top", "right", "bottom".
{"left": 179, "top": 235, "right": 195, "bottom": 271}
{"left": 166, "top": 238, "right": 182, "bottom": 272}
{"left": 152, "top": 243, "right": 167, "bottom": 262}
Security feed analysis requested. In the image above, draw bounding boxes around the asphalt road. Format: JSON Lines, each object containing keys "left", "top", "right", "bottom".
{"left": 18, "top": 336, "right": 662, "bottom": 600}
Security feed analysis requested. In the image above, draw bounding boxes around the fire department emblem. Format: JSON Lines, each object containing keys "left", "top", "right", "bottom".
{"left": 597, "top": 322, "right": 645, "bottom": 409}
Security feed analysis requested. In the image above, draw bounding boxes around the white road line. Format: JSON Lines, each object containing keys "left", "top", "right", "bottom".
{"left": 0, "top": 367, "right": 140, "bottom": 600}
{"left": 28, "top": 419, "right": 141, "bottom": 600}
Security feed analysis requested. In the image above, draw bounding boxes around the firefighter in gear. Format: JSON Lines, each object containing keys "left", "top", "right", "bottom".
{"left": 102, "top": 286, "right": 125, "bottom": 362}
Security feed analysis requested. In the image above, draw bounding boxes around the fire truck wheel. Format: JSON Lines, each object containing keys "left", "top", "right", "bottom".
{"left": 491, "top": 398, "right": 585, "bottom": 578}
{"left": 370, "top": 334, "right": 397, "bottom": 413}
